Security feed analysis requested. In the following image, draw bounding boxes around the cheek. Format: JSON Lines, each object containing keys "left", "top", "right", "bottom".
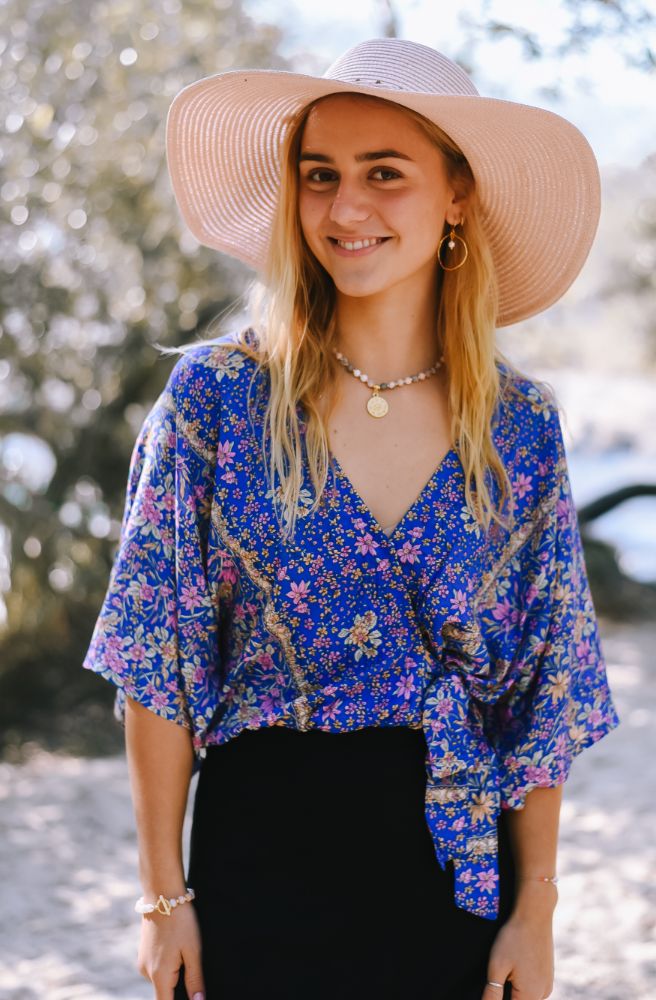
{"left": 298, "top": 191, "right": 324, "bottom": 243}
{"left": 394, "top": 191, "right": 441, "bottom": 237}
{"left": 372, "top": 192, "right": 439, "bottom": 251}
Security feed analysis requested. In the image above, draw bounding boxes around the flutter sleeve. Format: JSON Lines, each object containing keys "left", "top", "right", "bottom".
{"left": 484, "top": 399, "right": 621, "bottom": 810}
{"left": 82, "top": 349, "right": 221, "bottom": 767}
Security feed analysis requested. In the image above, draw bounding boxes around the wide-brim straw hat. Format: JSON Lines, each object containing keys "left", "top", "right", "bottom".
{"left": 165, "top": 38, "right": 601, "bottom": 328}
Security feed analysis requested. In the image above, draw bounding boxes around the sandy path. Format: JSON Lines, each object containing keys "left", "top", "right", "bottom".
{"left": 0, "top": 619, "right": 653, "bottom": 1000}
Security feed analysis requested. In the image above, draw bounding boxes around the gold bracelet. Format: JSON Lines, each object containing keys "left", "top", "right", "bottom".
{"left": 518, "top": 875, "right": 559, "bottom": 884}
{"left": 135, "top": 887, "right": 195, "bottom": 915}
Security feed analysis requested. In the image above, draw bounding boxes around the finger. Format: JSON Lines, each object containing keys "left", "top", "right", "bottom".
{"left": 152, "top": 963, "right": 185, "bottom": 1000}
{"left": 185, "top": 975, "right": 206, "bottom": 1000}
{"left": 152, "top": 973, "right": 172, "bottom": 1000}
{"left": 480, "top": 978, "right": 508, "bottom": 1000}
{"left": 170, "top": 962, "right": 186, "bottom": 999}
{"left": 182, "top": 955, "right": 205, "bottom": 1000}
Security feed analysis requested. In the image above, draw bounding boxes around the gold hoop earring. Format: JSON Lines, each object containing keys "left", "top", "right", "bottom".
{"left": 438, "top": 221, "right": 468, "bottom": 271}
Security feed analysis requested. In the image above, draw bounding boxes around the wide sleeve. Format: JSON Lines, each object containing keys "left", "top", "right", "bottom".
{"left": 483, "top": 401, "right": 621, "bottom": 810}
{"left": 82, "top": 350, "right": 222, "bottom": 766}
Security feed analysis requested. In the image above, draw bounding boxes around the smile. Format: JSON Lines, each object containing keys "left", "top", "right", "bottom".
{"left": 328, "top": 236, "right": 390, "bottom": 256}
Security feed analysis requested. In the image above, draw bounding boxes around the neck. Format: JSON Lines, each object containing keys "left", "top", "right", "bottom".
{"left": 333, "top": 269, "right": 443, "bottom": 379}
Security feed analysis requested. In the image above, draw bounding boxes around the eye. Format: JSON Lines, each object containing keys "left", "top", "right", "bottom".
{"left": 303, "top": 168, "right": 338, "bottom": 184}
{"left": 370, "top": 167, "right": 401, "bottom": 181}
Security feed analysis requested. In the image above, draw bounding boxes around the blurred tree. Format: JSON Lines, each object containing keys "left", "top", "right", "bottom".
{"left": 450, "top": 0, "right": 656, "bottom": 89}
{"left": 376, "top": 0, "right": 400, "bottom": 39}
{"left": 598, "top": 152, "right": 656, "bottom": 363}
{"left": 0, "top": 0, "right": 288, "bottom": 758}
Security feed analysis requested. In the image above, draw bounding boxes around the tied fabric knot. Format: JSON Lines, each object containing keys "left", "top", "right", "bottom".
{"left": 440, "top": 618, "right": 510, "bottom": 705}
{"left": 420, "top": 617, "right": 505, "bottom": 920}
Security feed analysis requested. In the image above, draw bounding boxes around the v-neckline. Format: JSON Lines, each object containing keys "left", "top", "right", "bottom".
{"left": 329, "top": 444, "right": 459, "bottom": 544}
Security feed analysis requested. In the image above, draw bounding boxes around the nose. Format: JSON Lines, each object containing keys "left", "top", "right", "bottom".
{"left": 328, "top": 178, "right": 372, "bottom": 227}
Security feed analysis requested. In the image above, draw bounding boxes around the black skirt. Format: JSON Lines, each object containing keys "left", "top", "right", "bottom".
{"left": 174, "top": 725, "right": 516, "bottom": 999}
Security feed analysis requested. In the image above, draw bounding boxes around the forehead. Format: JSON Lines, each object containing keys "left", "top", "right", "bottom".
{"left": 300, "top": 94, "right": 429, "bottom": 153}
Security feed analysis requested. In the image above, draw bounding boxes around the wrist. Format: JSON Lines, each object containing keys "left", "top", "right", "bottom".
{"left": 139, "top": 859, "right": 186, "bottom": 899}
{"left": 135, "top": 886, "right": 195, "bottom": 917}
{"left": 512, "top": 878, "right": 559, "bottom": 920}
{"left": 141, "top": 879, "right": 188, "bottom": 898}
{"left": 140, "top": 871, "right": 188, "bottom": 900}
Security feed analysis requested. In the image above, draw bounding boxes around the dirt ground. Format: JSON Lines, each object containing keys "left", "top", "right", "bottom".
{"left": 0, "top": 619, "right": 653, "bottom": 1000}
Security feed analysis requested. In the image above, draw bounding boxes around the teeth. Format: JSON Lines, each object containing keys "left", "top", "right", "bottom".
{"left": 335, "top": 237, "right": 384, "bottom": 250}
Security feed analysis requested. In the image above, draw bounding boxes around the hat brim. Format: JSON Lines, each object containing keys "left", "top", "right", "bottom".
{"left": 165, "top": 69, "right": 600, "bottom": 328}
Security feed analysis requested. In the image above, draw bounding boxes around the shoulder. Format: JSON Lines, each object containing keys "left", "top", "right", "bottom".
{"left": 491, "top": 362, "right": 569, "bottom": 524}
{"left": 494, "top": 360, "right": 562, "bottom": 459}
{"left": 164, "top": 327, "right": 264, "bottom": 420}
{"left": 137, "top": 330, "right": 262, "bottom": 468}
{"left": 495, "top": 359, "right": 557, "bottom": 418}
{"left": 165, "top": 328, "right": 261, "bottom": 396}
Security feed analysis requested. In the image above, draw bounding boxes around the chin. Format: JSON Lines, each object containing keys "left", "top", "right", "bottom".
{"left": 327, "top": 268, "right": 398, "bottom": 298}
{"left": 330, "top": 282, "right": 384, "bottom": 299}
{"left": 334, "top": 277, "right": 406, "bottom": 299}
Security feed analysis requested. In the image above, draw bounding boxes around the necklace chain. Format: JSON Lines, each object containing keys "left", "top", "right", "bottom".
{"left": 331, "top": 346, "right": 445, "bottom": 419}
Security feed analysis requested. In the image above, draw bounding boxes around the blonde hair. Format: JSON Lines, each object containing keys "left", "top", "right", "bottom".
{"left": 175, "top": 92, "right": 556, "bottom": 541}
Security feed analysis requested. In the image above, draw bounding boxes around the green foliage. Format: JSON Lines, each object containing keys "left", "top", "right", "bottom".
{"left": 0, "top": 0, "right": 288, "bottom": 754}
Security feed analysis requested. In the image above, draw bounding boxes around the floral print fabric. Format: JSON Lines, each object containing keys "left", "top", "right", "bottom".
{"left": 83, "top": 331, "right": 621, "bottom": 921}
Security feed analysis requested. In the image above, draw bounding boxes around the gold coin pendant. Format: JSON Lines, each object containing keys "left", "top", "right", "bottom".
{"left": 366, "top": 394, "right": 389, "bottom": 418}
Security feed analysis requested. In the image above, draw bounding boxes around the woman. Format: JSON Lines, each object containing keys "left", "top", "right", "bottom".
{"left": 83, "top": 39, "right": 621, "bottom": 1000}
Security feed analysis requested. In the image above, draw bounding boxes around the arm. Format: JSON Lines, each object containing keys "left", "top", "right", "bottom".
{"left": 481, "top": 786, "right": 561, "bottom": 999}
{"left": 81, "top": 350, "right": 222, "bottom": 998}
{"left": 126, "top": 697, "right": 207, "bottom": 1000}
{"left": 125, "top": 697, "right": 194, "bottom": 899}
{"left": 480, "top": 397, "right": 620, "bottom": 998}
{"left": 505, "top": 784, "right": 561, "bottom": 921}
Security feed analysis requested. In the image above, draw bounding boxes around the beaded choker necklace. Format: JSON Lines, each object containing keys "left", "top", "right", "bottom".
{"left": 332, "top": 347, "right": 445, "bottom": 418}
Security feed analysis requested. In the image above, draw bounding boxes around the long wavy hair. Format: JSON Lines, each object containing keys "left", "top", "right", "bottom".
{"left": 171, "top": 92, "right": 556, "bottom": 542}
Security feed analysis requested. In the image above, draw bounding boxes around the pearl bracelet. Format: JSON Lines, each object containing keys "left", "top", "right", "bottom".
{"left": 135, "top": 887, "right": 195, "bottom": 916}
{"left": 519, "top": 875, "right": 559, "bottom": 884}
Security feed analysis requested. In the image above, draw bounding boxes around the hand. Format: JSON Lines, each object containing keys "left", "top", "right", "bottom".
{"left": 481, "top": 903, "right": 555, "bottom": 1000}
{"left": 136, "top": 902, "right": 205, "bottom": 1000}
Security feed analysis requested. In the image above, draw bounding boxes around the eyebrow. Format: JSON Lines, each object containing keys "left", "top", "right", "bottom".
{"left": 298, "top": 149, "right": 414, "bottom": 163}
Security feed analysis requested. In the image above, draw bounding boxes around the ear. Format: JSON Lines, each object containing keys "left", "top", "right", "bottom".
{"left": 446, "top": 175, "right": 471, "bottom": 226}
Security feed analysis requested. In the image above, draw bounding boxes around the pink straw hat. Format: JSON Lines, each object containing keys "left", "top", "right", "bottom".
{"left": 165, "top": 37, "right": 601, "bottom": 328}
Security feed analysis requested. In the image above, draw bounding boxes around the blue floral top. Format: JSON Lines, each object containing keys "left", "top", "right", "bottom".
{"left": 83, "top": 330, "right": 621, "bottom": 921}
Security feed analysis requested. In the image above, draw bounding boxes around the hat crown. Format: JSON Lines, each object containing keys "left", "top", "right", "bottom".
{"left": 323, "top": 38, "right": 479, "bottom": 98}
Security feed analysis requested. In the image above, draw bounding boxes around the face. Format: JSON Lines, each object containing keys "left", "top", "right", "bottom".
{"left": 297, "top": 93, "right": 465, "bottom": 301}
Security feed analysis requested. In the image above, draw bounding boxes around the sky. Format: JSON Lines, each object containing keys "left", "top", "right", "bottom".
{"left": 245, "top": 0, "right": 656, "bottom": 168}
